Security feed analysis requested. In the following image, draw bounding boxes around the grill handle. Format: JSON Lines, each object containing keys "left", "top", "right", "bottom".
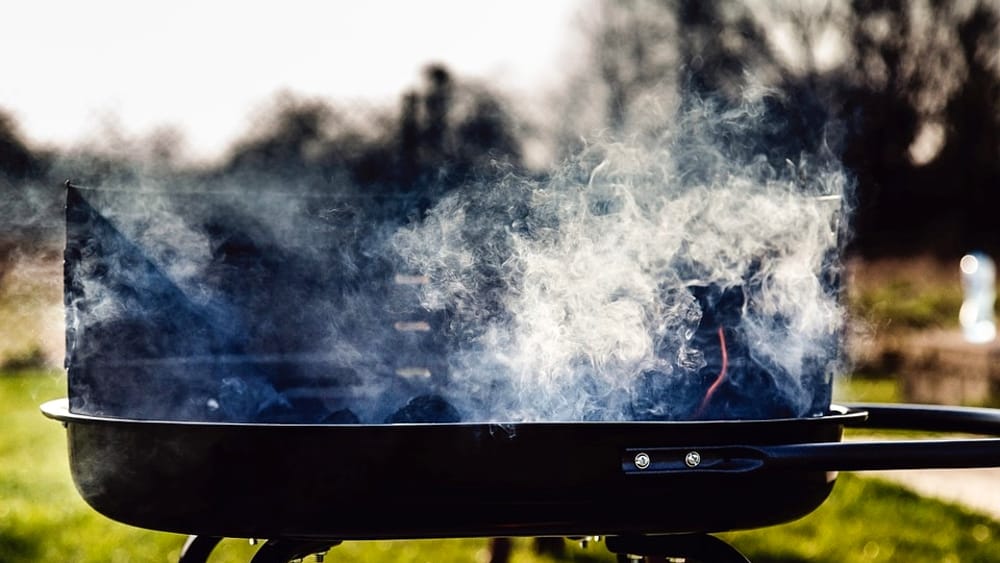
{"left": 624, "top": 403, "right": 1000, "bottom": 475}
{"left": 843, "top": 402, "right": 1000, "bottom": 434}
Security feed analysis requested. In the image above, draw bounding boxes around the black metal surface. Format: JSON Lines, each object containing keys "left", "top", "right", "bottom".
{"left": 606, "top": 534, "right": 750, "bottom": 563}
{"left": 178, "top": 536, "right": 222, "bottom": 563}
{"left": 63, "top": 185, "right": 451, "bottom": 423}
{"left": 625, "top": 439, "right": 1000, "bottom": 475}
{"left": 176, "top": 534, "right": 750, "bottom": 563}
{"left": 249, "top": 539, "right": 339, "bottom": 563}
{"left": 41, "top": 399, "right": 854, "bottom": 540}
{"left": 41, "top": 399, "right": 1000, "bottom": 542}
{"left": 843, "top": 402, "right": 1000, "bottom": 434}
{"left": 621, "top": 402, "right": 1000, "bottom": 475}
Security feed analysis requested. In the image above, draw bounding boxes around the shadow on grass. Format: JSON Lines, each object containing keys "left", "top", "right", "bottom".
{"left": 747, "top": 556, "right": 810, "bottom": 563}
{"left": 0, "top": 534, "right": 40, "bottom": 561}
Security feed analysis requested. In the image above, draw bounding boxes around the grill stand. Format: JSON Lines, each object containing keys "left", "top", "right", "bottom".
{"left": 178, "top": 536, "right": 222, "bottom": 563}
{"left": 607, "top": 535, "right": 750, "bottom": 562}
{"left": 42, "top": 402, "right": 1000, "bottom": 563}
{"left": 247, "top": 539, "right": 340, "bottom": 563}
{"left": 178, "top": 534, "right": 748, "bottom": 563}
{"left": 180, "top": 536, "right": 340, "bottom": 563}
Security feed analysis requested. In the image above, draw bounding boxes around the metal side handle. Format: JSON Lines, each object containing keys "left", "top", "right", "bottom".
{"left": 624, "top": 403, "right": 1000, "bottom": 475}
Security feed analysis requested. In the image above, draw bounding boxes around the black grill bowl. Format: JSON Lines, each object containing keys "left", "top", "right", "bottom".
{"left": 41, "top": 399, "right": 863, "bottom": 540}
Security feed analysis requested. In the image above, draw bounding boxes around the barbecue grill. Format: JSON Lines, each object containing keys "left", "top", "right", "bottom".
{"left": 39, "top": 399, "right": 1000, "bottom": 562}
{"left": 43, "top": 184, "right": 1000, "bottom": 562}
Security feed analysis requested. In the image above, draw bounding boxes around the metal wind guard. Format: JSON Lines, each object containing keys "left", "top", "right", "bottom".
{"left": 63, "top": 185, "right": 840, "bottom": 424}
{"left": 64, "top": 185, "right": 444, "bottom": 423}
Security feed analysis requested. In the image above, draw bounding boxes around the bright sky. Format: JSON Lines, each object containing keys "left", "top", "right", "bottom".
{"left": 1, "top": 0, "right": 579, "bottom": 162}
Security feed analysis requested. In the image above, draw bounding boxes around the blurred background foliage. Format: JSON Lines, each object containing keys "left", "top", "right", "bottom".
{"left": 3, "top": 0, "right": 1000, "bottom": 259}
{"left": 3, "top": 0, "right": 997, "bottom": 369}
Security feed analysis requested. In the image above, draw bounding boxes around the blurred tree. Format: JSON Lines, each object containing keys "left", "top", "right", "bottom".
{"left": 385, "top": 64, "right": 524, "bottom": 194}
{"left": 0, "top": 109, "right": 58, "bottom": 280}
{"left": 838, "top": 0, "right": 1000, "bottom": 255}
{"left": 836, "top": 0, "right": 921, "bottom": 254}
{"left": 555, "top": 0, "right": 677, "bottom": 145}
{"left": 931, "top": 3, "right": 1000, "bottom": 252}
{"left": 223, "top": 93, "right": 339, "bottom": 184}
{"left": 221, "top": 65, "right": 523, "bottom": 202}
{"left": 676, "top": 0, "right": 782, "bottom": 98}
{"left": 570, "top": 0, "right": 1000, "bottom": 257}
{"left": 400, "top": 91, "right": 421, "bottom": 183}
{"left": 595, "top": 0, "right": 677, "bottom": 133}
{"left": 0, "top": 111, "right": 38, "bottom": 180}
{"left": 140, "top": 126, "right": 188, "bottom": 172}
{"left": 453, "top": 89, "right": 522, "bottom": 170}
{"left": 422, "top": 65, "right": 453, "bottom": 163}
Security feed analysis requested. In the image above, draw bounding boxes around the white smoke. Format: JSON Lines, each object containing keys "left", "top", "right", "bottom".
{"left": 393, "top": 94, "right": 848, "bottom": 421}
{"left": 66, "top": 91, "right": 849, "bottom": 424}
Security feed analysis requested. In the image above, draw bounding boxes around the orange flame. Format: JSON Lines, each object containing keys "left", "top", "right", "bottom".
{"left": 694, "top": 326, "right": 728, "bottom": 418}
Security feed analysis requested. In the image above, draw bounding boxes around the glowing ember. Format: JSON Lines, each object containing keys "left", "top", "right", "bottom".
{"left": 695, "top": 326, "right": 729, "bottom": 418}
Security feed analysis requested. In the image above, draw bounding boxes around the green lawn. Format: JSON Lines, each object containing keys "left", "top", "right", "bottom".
{"left": 2, "top": 371, "right": 997, "bottom": 562}
{"left": 833, "top": 375, "right": 901, "bottom": 404}
{"left": 849, "top": 279, "right": 964, "bottom": 331}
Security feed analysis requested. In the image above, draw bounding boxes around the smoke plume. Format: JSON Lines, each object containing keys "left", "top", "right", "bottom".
{"left": 66, "top": 92, "right": 849, "bottom": 423}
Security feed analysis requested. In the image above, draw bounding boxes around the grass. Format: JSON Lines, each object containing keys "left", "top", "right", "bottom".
{"left": 833, "top": 376, "right": 901, "bottom": 404}
{"left": 0, "top": 255, "right": 62, "bottom": 370}
{"left": 849, "top": 279, "right": 964, "bottom": 331}
{"left": 0, "top": 371, "right": 185, "bottom": 561}
{"left": 846, "top": 257, "right": 966, "bottom": 332}
{"left": 726, "top": 476, "right": 998, "bottom": 562}
{"left": 2, "top": 371, "right": 998, "bottom": 562}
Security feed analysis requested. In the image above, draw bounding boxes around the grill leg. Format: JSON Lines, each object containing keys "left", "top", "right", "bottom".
{"left": 605, "top": 534, "right": 751, "bottom": 563}
{"left": 178, "top": 536, "right": 223, "bottom": 563}
{"left": 249, "top": 539, "right": 341, "bottom": 563}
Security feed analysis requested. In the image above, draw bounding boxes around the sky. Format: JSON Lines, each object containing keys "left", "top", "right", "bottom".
{"left": 1, "top": 0, "right": 579, "bottom": 162}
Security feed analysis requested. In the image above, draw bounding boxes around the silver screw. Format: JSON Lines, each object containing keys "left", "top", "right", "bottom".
{"left": 685, "top": 451, "right": 702, "bottom": 468}
{"left": 634, "top": 452, "right": 651, "bottom": 470}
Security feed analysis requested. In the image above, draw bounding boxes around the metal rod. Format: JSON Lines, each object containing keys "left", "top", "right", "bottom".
{"left": 625, "top": 403, "right": 1000, "bottom": 475}
{"left": 842, "top": 402, "right": 1000, "bottom": 434}
{"left": 605, "top": 534, "right": 750, "bottom": 563}
{"left": 178, "top": 536, "right": 222, "bottom": 563}
{"left": 763, "top": 438, "right": 1000, "bottom": 471}
{"left": 249, "top": 539, "right": 341, "bottom": 563}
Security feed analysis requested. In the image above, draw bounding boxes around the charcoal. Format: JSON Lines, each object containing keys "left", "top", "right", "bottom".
{"left": 386, "top": 395, "right": 461, "bottom": 423}
{"left": 256, "top": 397, "right": 328, "bottom": 423}
{"left": 321, "top": 408, "right": 360, "bottom": 424}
